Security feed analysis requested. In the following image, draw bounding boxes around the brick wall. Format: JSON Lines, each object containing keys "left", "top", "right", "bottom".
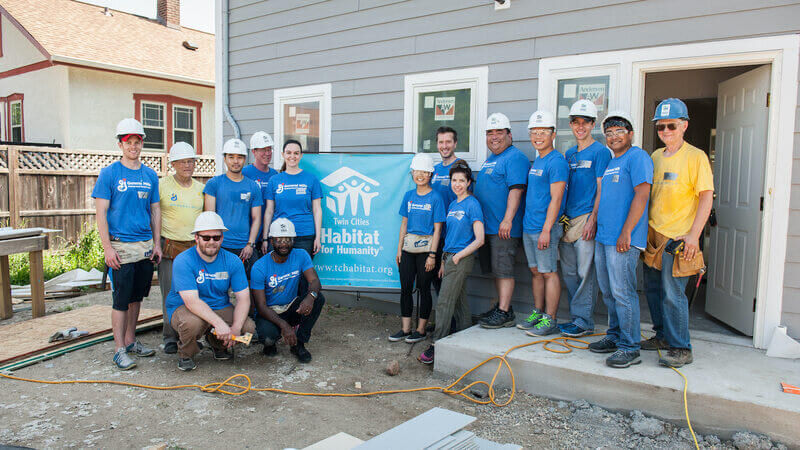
{"left": 157, "top": 0, "right": 180, "bottom": 29}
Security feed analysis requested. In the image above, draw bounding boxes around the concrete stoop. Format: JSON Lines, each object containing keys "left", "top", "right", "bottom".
{"left": 434, "top": 326, "right": 800, "bottom": 444}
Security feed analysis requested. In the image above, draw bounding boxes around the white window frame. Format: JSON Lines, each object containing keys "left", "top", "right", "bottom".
{"left": 273, "top": 83, "right": 332, "bottom": 169}
{"left": 140, "top": 101, "right": 167, "bottom": 151}
{"left": 403, "top": 67, "right": 488, "bottom": 169}
{"left": 172, "top": 104, "right": 197, "bottom": 147}
{"left": 539, "top": 34, "right": 800, "bottom": 349}
{"left": 0, "top": 101, "right": 5, "bottom": 141}
{"left": 9, "top": 100, "right": 22, "bottom": 143}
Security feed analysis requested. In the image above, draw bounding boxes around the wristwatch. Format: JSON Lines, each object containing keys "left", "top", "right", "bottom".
{"left": 428, "top": 251, "right": 436, "bottom": 258}
{"left": 248, "top": 242, "right": 256, "bottom": 248}
{"left": 309, "top": 291, "right": 319, "bottom": 299}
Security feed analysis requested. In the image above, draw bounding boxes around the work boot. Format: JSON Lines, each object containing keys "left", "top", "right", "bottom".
{"left": 640, "top": 336, "right": 669, "bottom": 351}
{"left": 177, "top": 358, "right": 197, "bottom": 371}
{"left": 517, "top": 308, "right": 544, "bottom": 330}
{"left": 126, "top": 341, "right": 156, "bottom": 357}
{"left": 262, "top": 343, "right": 277, "bottom": 356}
{"left": 658, "top": 348, "right": 693, "bottom": 368}
{"left": 212, "top": 347, "right": 233, "bottom": 361}
{"left": 525, "top": 314, "right": 559, "bottom": 337}
{"left": 479, "top": 306, "right": 515, "bottom": 329}
{"left": 605, "top": 350, "right": 641, "bottom": 368}
{"left": 164, "top": 341, "right": 178, "bottom": 354}
{"left": 113, "top": 348, "right": 136, "bottom": 370}
{"left": 588, "top": 337, "right": 618, "bottom": 354}
{"left": 290, "top": 343, "right": 312, "bottom": 363}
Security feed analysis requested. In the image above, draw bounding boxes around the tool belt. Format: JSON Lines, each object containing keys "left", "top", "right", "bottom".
{"left": 402, "top": 233, "right": 433, "bottom": 253}
{"left": 163, "top": 238, "right": 195, "bottom": 259}
{"left": 641, "top": 227, "right": 705, "bottom": 277}
{"left": 561, "top": 213, "right": 589, "bottom": 243}
{"left": 109, "top": 239, "right": 153, "bottom": 265}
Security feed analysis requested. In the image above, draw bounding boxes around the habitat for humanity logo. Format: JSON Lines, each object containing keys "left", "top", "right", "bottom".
{"left": 320, "top": 167, "right": 380, "bottom": 216}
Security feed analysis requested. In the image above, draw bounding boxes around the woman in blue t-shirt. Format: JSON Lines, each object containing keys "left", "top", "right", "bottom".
{"left": 390, "top": 154, "right": 446, "bottom": 344}
{"left": 419, "top": 161, "right": 484, "bottom": 365}
{"left": 264, "top": 140, "right": 323, "bottom": 259}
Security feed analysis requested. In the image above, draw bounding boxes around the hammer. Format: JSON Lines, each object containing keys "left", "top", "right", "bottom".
{"left": 210, "top": 329, "right": 253, "bottom": 346}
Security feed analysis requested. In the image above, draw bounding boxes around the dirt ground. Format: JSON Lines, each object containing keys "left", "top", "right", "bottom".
{"left": 0, "top": 291, "right": 787, "bottom": 449}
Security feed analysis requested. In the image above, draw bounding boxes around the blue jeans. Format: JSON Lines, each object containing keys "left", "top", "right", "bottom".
{"left": 559, "top": 238, "right": 598, "bottom": 330}
{"left": 643, "top": 248, "right": 691, "bottom": 349}
{"left": 595, "top": 243, "right": 641, "bottom": 351}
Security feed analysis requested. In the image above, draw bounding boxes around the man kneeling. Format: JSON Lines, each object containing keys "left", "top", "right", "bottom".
{"left": 165, "top": 211, "right": 257, "bottom": 371}
{"left": 251, "top": 218, "right": 325, "bottom": 363}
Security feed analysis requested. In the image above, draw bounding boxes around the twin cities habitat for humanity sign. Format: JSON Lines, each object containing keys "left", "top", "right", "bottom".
{"left": 301, "top": 153, "right": 413, "bottom": 290}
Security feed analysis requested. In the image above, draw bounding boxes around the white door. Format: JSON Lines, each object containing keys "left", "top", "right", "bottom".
{"left": 705, "top": 65, "right": 771, "bottom": 335}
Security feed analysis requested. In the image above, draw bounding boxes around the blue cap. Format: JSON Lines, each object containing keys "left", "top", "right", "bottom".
{"left": 652, "top": 98, "right": 689, "bottom": 122}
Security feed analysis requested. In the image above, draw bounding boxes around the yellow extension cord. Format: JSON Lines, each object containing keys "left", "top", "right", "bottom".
{"left": 0, "top": 333, "right": 698, "bottom": 449}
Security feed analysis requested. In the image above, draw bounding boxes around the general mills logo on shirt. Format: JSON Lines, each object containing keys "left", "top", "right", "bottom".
{"left": 432, "top": 174, "right": 451, "bottom": 186}
{"left": 276, "top": 183, "right": 285, "bottom": 194}
{"left": 321, "top": 167, "right": 380, "bottom": 216}
{"left": 268, "top": 270, "right": 300, "bottom": 289}
{"left": 268, "top": 274, "right": 278, "bottom": 288}
{"left": 196, "top": 270, "right": 229, "bottom": 284}
{"left": 171, "top": 193, "right": 178, "bottom": 201}
{"left": 240, "top": 192, "right": 251, "bottom": 201}
{"left": 482, "top": 161, "right": 496, "bottom": 175}
{"left": 604, "top": 167, "right": 621, "bottom": 183}
{"left": 530, "top": 168, "right": 543, "bottom": 177}
{"left": 408, "top": 201, "right": 432, "bottom": 213}
{"left": 448, "top": 210, "right": 466, "bottom": 220}
{"left": 117, "top": 179, "right": 128, "bottom": 192}
{"left": 570, "top": 160, "right": 592, "bottom": 170}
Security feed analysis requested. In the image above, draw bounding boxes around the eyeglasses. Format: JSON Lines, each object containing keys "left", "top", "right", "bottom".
{"left": 528, "top": 130, "right": 552, "bottom": 137}
{"left": 273, "top": 237, "right": 294, "bottom": 244}
{"left": 604, "top": 129, "right": 630, "bottom": 138}
{"left": 656, "top": 123, "right": 679, "bottom": 132}
{"left": 198, "top": 234, "right": 222, "bottom": 242}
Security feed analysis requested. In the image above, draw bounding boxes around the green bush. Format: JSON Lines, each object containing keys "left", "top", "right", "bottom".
{"left": 8, "top": 224, "right": 106, "bottom": 286}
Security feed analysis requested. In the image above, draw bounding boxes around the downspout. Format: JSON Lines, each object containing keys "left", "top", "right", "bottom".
{"left": 219, "top": 0, "right": 240, "bottom": 173}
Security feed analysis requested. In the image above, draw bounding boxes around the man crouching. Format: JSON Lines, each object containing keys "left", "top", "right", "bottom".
{"left": 251, "top": 218, "right": 325, "bottom": 363}
{"left": 165, "top": 211, "right": 257, "bottom": 371}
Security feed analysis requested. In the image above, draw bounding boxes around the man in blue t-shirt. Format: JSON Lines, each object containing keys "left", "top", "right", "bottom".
{"left": 475, "top": 113, "right": 531, "bottom": 329}
{"left": 588, "top": 111, "right": 653, "bottom": 369}
{"left": 166, "top": 212, "right": 257, "bottom": 371}
{"left": 251, "top": 218, "right": 325, "bottom": 364}
{"left": 430, "top": 126, "right": 460, "bottom": 294}
{"left": 558, "top": 100, "right": 611, "bottom": 339}
{"left": 92, "top": 118, "right": 162, "bottom": 371}
{"left": 243, "top": 131, "right": 278, "bottom": 254}
{"left": 203, "top": 138, "right": 263, "bottom": 276}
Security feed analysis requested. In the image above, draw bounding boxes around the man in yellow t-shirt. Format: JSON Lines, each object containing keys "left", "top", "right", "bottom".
{"left": 158, "top": 142, "right": 205, "bottom": 354}
{"left": 642, "top": 98, "right": 713, "bottom": 369}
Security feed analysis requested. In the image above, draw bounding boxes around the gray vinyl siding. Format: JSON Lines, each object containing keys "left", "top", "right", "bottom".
{"left": 224, "top": 0, "right": 800, "bottom": 337}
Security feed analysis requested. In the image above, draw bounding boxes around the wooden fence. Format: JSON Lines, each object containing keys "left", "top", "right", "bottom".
{"left": 0, "top": 145, "right": 216, "bottom": 244}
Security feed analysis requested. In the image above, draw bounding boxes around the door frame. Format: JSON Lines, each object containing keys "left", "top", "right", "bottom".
{"left": 539, "top": 34, "right": 800, "bottom": 349}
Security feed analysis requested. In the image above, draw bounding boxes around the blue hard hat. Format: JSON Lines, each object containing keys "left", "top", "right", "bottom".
{"left": 652, "top": 98, "right": 689, "bottom": 122}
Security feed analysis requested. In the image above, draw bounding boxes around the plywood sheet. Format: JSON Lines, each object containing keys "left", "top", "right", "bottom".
{"left": 0, "top": 304, "right": 161, "bottom": 364}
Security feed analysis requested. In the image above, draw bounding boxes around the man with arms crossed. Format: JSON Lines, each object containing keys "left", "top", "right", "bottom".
{"left": 242, "top": 131, "right": 278, "bottom": 255}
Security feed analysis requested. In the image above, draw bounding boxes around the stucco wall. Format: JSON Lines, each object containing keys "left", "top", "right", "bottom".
{"left": 0, "top": 15, "right": 47, "bottom": 72}
{"left": 0, "top": 65, "right": 69, "bottom": 144}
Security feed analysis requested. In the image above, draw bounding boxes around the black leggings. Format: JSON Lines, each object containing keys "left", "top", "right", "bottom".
{"left": 399, "top": 250, "right": 435, "bottom": 320}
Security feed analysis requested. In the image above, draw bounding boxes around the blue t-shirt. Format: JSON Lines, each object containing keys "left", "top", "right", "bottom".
{"left": 523, "top": 150, "right": 569, "bottom": 234}
{"left": 203, "top": 174, "right": 263, "bottom": 248}
{"left": 242, "top": 164, "right": 278, "bottom": 239}
{"left": 266, "top": 171, "right": 322, "bottom": 237}
{"left": 91, "top": 161, "right": 159, "bottom": 242}
{"left": 164, "top": 248, "right": 249, "bottom": 322}
{"left": 596, "top": 147, "right": 654, "bottom": 249}
{"left": 399, "top": 189, "right": 446, "bottom": 236}
{"left": 431, "top": 160, "right": 458, "bottom": 211}
{"left": 564, "top": 141, "right": 612, "bottom": 218}
{"left": 444, "top": 196, "right": 484, "bottom": 254}
{"left": 250, "top": 249, "right": 314, "bottom": 307}
{"left": 474, "top": 146, "right": 530, "bottom": 237}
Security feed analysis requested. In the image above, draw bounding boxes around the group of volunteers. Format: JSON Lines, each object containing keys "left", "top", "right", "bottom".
{"left": 93, "top": 119, "right": 325, "bottom": 371}
{"left": 391, "top": 97, "right": 712, "bottom": 369}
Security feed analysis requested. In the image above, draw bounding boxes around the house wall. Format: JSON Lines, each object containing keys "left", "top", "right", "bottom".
{"left": 222, "top": 0, "right": 800, "bottom": 338}
{"left": 67, "top": 66, "right": 215, "bottom": 152}
{"left": 0, "top": 14, "right": 47, "bottom": 72}
{"left": 0, "top": 65, "right": 69, "bottom": 144}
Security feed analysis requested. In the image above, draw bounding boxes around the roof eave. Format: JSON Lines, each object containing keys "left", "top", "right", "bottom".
{"left": 51, "top": 55, "right": 214, "bottom": 87}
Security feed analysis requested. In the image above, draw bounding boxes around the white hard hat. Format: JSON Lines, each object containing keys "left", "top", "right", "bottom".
{"left": 222, "top": 138, "right": 248, "bottom": 156}
{"left": 116, "top": 118, "right": 146, "bottom": 138}
{"left": 191, "top": 211, "right": 228, "bottom": 234}
{"left": 250, "top": 131, "right": 274, "bottom": 150}
{"left": 269, "top": 218, "right": 297, "bottom": 238}
{"left": 527, "top": 110, "right": 556, "bottom": 129}
{"left": 485, "top": 112, "right": 511, "bottom": 131}
{"left": 168, "top": 142, "right": 197, "bottom": 162}
{"left": 410, "top": 153, "right": 435, "bottom": 173}
{"left": 569, "top": 99, "right": 598, "bottom": 119}
{"left": 602, "top": 110, "right": 635, "bottom": 130}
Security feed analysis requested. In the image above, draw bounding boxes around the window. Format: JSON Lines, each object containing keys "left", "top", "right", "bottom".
{"left": 141, "top": 102, "right": 166, "bottom": 150}
{"left": 273, "top": 84, "right": 331, "bottom": 164}
{"left": 555, "top": 75, "right": 611, "bottom": 153}
{"left": 173, "top": 105, "right": 195, "bottom": 147}
{"left": 9, "top": 101, "right": 22, "bottom": 143}
{"left": 404, "top": 67, "right": 488, "bottom": 167}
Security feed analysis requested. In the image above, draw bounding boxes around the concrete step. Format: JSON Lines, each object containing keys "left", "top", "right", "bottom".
{"left": 434, "top": 325, "right": 800, "bottom": 443}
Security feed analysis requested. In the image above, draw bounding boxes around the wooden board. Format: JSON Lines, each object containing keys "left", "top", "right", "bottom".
{"left": 0, "top": 304, "right": 162, "bottom": 364}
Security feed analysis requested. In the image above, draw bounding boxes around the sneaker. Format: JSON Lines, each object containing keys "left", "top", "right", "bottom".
{"left": 418, "top": 345, "right": 434, "bottom": 365}
{"left": 517, "top": 308, "right": 544, "bottom": 330}
{"left": 640, "top": 336, "right": 669, "bottom": 351}
{"left": 126, "top": 341, "right": 156, "bottom": 357}
{"left": 479, "top": 306, "right": 515, "bottom": 329}
{"left": 588, "top": 337, "right": 618, "bottom": 354}
{"left": 212, "top": 347, "right": 233, "bottom": 361}
{"left": 262, "top": 343, "right": 277, "bottom": 356}
{"left": 606, "top": 349, "right": 642, "bottom": 368}
{"left": 658, "top": 348, "right": 693, "bottom": 368}
{"left": 290, "top": 343, "right": 312, "bottom": 363}
{"left": 476, "top": 303, "right": 498, "bottom": 320}
{"left": 388, "top": 330, "right": 411, "bottom": 342}
{"left": 559, "top": 322, "right": 594, "bottom": 338}
{"left": 177, "top": 357, "right": 196, "bottom": 371}
{"left": 405, "top": 331, "right": 427, "bottom": 344}
{"left": 113, "top": 348, "right": 136, "bottom": 370}
{"left": 164, "top": 341, "right": 178, "bottom": 354}
{"left": 525, "top": 314, "right": 560, "bottom": 337}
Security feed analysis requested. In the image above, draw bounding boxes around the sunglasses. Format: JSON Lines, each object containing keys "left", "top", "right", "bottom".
{"left": 198, "top": 234, "right": 222, "bottom": 242}
{"left": 656, "top": 123, "right": 679, "bottom": 132}
{"left": 604, "top": 129, "right": 629, "bottom": 138}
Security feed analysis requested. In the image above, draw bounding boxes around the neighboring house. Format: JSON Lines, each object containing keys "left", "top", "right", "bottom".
{"left": 0, "top": 0, "right": 214, "bottom": 153}
{"left": 218, "top": 1, "right": 800, "bottom": 347}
